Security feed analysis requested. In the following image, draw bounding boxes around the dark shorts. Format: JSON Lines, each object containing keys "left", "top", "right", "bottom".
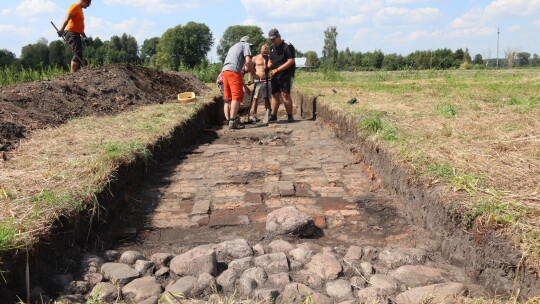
{"left": 271, "top": 76, "right": 293, "bottom": 95}
{"left": 65, "top": 31, "right": 83, "bottom": 63}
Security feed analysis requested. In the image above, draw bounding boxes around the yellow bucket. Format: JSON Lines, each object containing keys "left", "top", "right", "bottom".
{"left": 178, "top": 92, "right": 196, "bottom": 104}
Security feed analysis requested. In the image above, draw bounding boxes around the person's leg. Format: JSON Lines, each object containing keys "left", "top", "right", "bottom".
{"left": 222, "top": 71, "right": 233, "bottom": 122}
{"left": 281, "top": 77, "right": 294, "bottom": 121}
{"left": 71, "top": 61, "right": 80, "bottom": 73}
{"left": 228, "top": 71, "right": 245, "bottom": 128}
{"left": 67, "top": 32, "right": 83, "bottom": 73}
{"left": 282, "top": 92, "right": 293, "bottom": 114}
{"left": 223, "top": 101, "right": 231, "bottom": 121}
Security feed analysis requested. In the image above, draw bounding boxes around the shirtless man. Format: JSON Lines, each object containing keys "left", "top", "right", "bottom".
{"left": 249, "top": 44, "right": 272, "bottom": 123}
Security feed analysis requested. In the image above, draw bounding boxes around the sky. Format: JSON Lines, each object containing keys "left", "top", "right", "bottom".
{"left": 1, "top": 0, "right": 539, "bottom": 62}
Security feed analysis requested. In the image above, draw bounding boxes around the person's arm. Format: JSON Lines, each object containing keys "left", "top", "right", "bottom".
{"left": 245, "top": 56, "right": 256, "bottom": 78}
{"left": 272, "top": 58, "right": 294, "bottom": 75}
{"left": 58, "top": 12, "right": 73, "bottom": 35}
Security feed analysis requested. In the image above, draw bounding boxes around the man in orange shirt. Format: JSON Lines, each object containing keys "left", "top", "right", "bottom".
{"left": 57, "top": 0, "right": 92, "bottom": 72}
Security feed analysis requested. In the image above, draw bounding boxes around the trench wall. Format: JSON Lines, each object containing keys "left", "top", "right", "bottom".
{"left": 292, "top": 91, "right": 540, "bottom": 299}
{"left": 0, "top": 99, "right": 224, "bottom": 301}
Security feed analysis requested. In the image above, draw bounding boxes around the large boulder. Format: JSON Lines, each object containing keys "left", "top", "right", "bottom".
{"left": 122, "top": 277, "right": 162, "bottom": 303}
{"left": 266, "top": 207, "right": 318, "bottom": 237}
{"left": 216, "top": 238, "right": 253, "bottom": 263}
{"left": 169, "top": 246, "right": 217, "bottom": 277}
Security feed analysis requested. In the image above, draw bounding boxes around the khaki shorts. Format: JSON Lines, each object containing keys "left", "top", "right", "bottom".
{"left": 253, "top": 80, "right": 272, "bottom": 99}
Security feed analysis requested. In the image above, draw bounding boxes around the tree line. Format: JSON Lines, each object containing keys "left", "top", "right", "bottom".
{"left": 1, "top": 23, "right": 539, "bottom": 76}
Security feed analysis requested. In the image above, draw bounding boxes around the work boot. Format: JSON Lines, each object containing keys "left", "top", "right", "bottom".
{"left": 229, "top": 119, "right": 245, "bottom": 129}
{"left": 268, "top": 114, "right": 277, "bottom": 122}
{"left": 287, "top": 114, "right": 294, "bottom": 122}
{"left": 249, "top": 115, "right": 260, "bottom": 123}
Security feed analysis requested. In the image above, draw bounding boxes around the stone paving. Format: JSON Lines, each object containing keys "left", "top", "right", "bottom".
{"left": 49, "top": 113, "right": 491, "bottom": 303}
{"left": 113, "top": 117, "right": 414, "bottom": 252}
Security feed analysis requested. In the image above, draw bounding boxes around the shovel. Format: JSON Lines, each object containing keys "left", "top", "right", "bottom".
{"left": 50, "top": 21, "right": 83, "bottom": 65}
{"left": 262, "top": 54, "right": 272, "bottom": 124}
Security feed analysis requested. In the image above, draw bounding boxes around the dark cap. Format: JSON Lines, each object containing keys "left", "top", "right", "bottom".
{"left": 268, "top": 28, "right": 279, "bottom": 39}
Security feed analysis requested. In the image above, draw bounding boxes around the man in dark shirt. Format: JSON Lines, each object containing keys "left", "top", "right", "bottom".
{"left": 268, "top": 28, "right": 296, "bottom": 122}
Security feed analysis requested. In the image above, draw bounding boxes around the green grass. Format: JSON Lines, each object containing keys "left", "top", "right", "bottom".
{"left": 295, "top": 68, "right": 540, "bottom": 271}
{"left": 0, "top": 65, "right": 66, "bottom": 86}
{"left": 358, "top": 112, "right": 399, "bottom": 141}
{"left": 435, "top": 102, "right": 458, "bottom": 117}
{"left": 461, "top": 200, "right": 532, "bottom": 229}
{"left": 0, "top": 96, "right": 210, "bottom": 251}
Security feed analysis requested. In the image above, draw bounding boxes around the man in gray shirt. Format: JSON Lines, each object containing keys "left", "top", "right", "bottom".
{"left": 222, "top": 36, "right": 256, "bottom": 129}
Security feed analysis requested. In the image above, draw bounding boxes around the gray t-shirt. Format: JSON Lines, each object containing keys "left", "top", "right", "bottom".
{"left": 222, "top": 41, "right": 252, "bottom": 74}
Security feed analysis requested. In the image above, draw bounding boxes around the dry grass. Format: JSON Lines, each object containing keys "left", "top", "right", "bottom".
{"left": 295, "top": 68, "right": 540, "bottom": 269}
{"left": 0, "top": 92, "right": 214, "bottom": 251}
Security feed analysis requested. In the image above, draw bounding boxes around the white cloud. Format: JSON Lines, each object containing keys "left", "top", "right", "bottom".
{"left": 385, "top": 0, "right": 429, "bottom": 3}
{"left": 448, "top": 27, "right": 494, "bottom": 38}
{"left": 2, "top": 9, "right": 12, "bottom": 16}
{"left": 87, "top": 17, "right": 155, "bottom": 43}
{"left": 452, "top": 0, "right": 540, "bottom": 29}
{"left": 242, "top": 0, "right": 382, "bottom": 20}
{"left": 12, "top": 0, "right": 60, "bottom": 17}
{"left": 374, "top": 7, "right": 441, "bottom": 25}
{"left": 103, "top": 0, "right": 221, "bottom": 12}
{"left": 0, "top": 24, "right": 33, "bottom": 36}
{"left": 508, "top": 25, "right": 521, "bottom": 32}
{"left": 407, "top": 30, "right": 442, "bottom": 41}
{"left": 535, "top": 19, "right": 540, "bottom": 27}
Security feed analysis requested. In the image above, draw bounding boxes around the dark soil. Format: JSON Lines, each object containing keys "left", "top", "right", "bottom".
{"left": 0, "top": 63, "right": 208, "bottom": 151}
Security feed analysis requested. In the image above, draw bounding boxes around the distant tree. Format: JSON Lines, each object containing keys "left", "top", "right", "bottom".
{"left": 516, "top": 52, "right": 530, "bottom": 67}
{"left": 304, "top": 51, "right": 319, "bottom": 68}
{"left": 322, "top": 26, "right": 338, "bottom": 67}
{"left": 531, "top": 54, "right": 539, "bottom": 67}
{"left": 360, "top": 50, "right": 384, "bottom": 70}
{"left": 464, "top": 48, "right": 472, "bottom": 63}
{"left": 504, "top": 48, "right": 518, "bottom": 68}
{"left": 84, "top": 37, "right": 105, "bottom": 66}
{"left": 452, "top": 48, "right": 465, "bottom": 67}
{"left": 48, "top": 40, "right": 69, "bottom": 69}
{"left": 0, "top": 49, "right": 17, "bottom": 67}
{"left": 20, "top": 38, "right": 50, "bottom": 69}
{"left": 382, "top": 53, "right": 403, "bottom": 71}
{"left": 216, "top": 25, "right": 264, "bottom": 62}
{"left": 140, "top": 37, "right": 160, "bottom": 66}
{"left": 473, "top": 54, "right": 483, "bottom": 65}
{"left": 106, "top": 33, "right": 139, "bottom": 64}
{"left": 156, "top": 22, "right": 213, "bottom": 70}
{"left": 351, "top": 52, "right": 363, "bottom": 67}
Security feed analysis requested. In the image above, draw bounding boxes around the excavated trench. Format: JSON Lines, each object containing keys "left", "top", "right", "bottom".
{"left": 2, "top": 95, "right": 539, "bottom": 303}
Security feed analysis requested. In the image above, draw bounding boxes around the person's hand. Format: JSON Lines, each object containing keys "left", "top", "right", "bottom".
{"left": 271, "top": 69, "right": 279, "bottom": 76}
{"left": 57, "top": 30, "right": 64, "bottom": 37}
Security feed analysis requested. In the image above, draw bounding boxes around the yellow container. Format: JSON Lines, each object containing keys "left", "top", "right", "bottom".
{"left": 178, "top": 92, "right": 196, "bottom": 104}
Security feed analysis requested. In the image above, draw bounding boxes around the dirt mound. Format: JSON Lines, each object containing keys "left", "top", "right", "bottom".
{"left": 0, "top": 63, "right": 208, "bottom": 151}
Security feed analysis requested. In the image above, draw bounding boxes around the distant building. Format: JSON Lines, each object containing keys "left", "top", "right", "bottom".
{"left": 295, "top": 57, "right": 314, "bottom": 71}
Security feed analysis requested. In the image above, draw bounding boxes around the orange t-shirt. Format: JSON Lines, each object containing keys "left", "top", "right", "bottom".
{"left": 65, "top": 3, "right": 84, "bottom": 34}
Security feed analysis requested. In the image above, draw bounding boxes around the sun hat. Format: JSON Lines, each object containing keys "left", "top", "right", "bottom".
{"left": 240, "top": 36, "right": 253, "bottom": 45}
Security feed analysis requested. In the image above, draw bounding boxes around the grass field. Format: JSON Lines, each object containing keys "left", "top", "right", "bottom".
{"left": 0, "top": 95, "right": 215, "bottom": 252}
{"left": 295, "top": 68, "right": 540, "bottom": 269}
{"left": 0, "top": 68, "right": 539, "bottom": 297}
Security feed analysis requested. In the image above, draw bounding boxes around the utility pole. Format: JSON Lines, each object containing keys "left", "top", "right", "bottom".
{"left": 496, "top": 27, "right": 500, "bottom": 68}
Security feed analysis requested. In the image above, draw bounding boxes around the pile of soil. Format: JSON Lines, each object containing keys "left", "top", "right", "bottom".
{"left": 0, "top": 63, "right": 208, "bottom": 151}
